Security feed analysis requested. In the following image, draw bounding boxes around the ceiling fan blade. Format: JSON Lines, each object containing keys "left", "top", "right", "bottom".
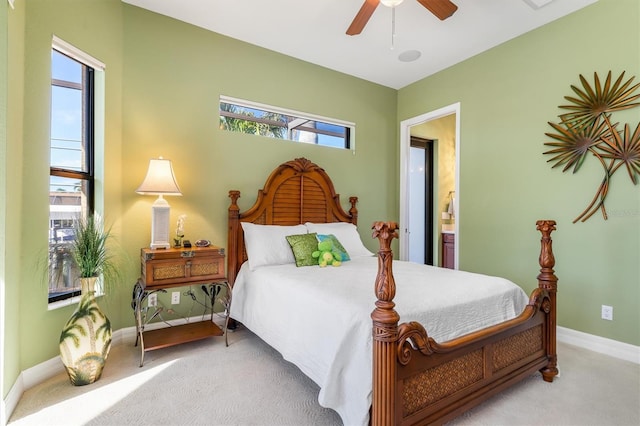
{"left": 346, "top": 0, "right": 380, "bottom": 36}
{"left": 417, "top": 0, "right": 458, "bottom": 20}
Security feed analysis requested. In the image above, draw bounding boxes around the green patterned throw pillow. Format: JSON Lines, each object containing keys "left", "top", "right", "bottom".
{"left": 286, "top": 233, "right": 319, "bottom": 267}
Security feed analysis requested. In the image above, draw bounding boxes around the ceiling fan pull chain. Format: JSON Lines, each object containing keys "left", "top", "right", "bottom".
{"left": 390, "top": 6, "right": 396, "bottom": 50}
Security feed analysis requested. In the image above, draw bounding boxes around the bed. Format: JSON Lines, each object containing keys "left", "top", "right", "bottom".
{"left": 227, "top": 157, "right": 558, "bottom": 425}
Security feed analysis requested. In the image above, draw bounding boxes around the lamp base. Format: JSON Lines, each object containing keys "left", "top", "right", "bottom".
{"left": 150, "top": 197, "right": 171, "bottom": 249}
{"left": 150, "top": 242, "right": 170, "bottom": 250}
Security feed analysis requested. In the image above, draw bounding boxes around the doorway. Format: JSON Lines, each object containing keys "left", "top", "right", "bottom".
{"left": 399, "top": 103, "right": 460, "bottom": 268}
{"left": 408, "top": 137, "right": 434, "bottom": 264}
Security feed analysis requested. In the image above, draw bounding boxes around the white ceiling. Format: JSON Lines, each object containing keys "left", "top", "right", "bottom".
{"left": 122, "top": 0, "right": 597, "bottom": 89}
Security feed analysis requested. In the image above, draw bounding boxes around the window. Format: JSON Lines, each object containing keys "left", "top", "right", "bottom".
{"left": 48, "top": 38, "right": 104, "bottom": 304}
{"left": 219, "top": 96, "right": 354, "bottom": 150}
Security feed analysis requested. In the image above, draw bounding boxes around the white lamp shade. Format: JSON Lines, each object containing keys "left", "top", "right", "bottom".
{"left": 136, "top": 158, "right": 182, "bottom": 195}
{"left": 137, "top": 157, "right": 182, "bottom": 249}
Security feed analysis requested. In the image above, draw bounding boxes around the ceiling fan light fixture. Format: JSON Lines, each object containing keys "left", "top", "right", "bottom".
{"left": 346, "top": 0, "right": 457, "bottom": 36}
{"left": 380, "top": 0, "right": 404, "bottom": 8}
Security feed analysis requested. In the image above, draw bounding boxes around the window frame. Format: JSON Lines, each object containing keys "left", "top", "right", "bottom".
{"left": 48, "top": 37, "right": 105, "bottom": 305}
{"left": 219, "top": 95, "right": 356, "bottom": 151}
{"left": 50, "top": 56, "right": 95, "bottom": 212}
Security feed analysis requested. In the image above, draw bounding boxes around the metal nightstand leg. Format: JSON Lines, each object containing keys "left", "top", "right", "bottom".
{"left": 211, "top": 281, "right": 232, "bottom": 347}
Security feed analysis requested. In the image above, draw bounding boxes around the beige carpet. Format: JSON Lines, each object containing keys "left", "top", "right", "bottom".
{"left": 8, "top": 326, "right": 640, "bottom": 426}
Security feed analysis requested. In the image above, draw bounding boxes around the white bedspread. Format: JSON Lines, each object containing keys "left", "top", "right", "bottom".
{"left": 230, "top": 256, "right": 528, "bottom": 426}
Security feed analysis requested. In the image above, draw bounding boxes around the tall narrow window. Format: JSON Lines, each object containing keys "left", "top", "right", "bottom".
{"left": 48, "top": 46, "right": 95, "bottom": 304}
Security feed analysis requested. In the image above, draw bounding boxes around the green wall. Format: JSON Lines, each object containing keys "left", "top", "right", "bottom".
{"left": 2, "top": 0, "right": 25, "bottom": 399}
{"left": 2, "top": 0, "right": 638, "bottom": 403}
{"left": 14, "top": 0, "right": 124, "bottom": 376}
{"left": 398, "top": 0, "right": 640, "bottom": 346}
{"left": 1, "top": 0, "right": 8, "bottom": 402}
{"left": 120, "top": 4, "right": 397, "bottom": 256}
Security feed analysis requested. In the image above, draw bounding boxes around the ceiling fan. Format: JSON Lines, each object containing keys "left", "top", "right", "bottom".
{"left": 346, "top": 0, "right": 458, "bottom": 36}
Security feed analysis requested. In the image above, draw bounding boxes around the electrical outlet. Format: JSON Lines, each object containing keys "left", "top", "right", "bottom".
{"left": 147, "top": 293, "right": 157, "bottom": 307}
{"left": 171, "top": 291, "right": 180, "bottom": 305}
{"left": 601, "top": 305, "right": 613, "bottom": 321}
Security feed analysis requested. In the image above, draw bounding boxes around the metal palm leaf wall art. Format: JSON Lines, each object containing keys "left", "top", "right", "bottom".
{"left": 544, "top": 71, "right": 640, "bottom": 223}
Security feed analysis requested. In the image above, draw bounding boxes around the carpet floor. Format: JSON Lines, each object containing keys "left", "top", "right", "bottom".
{"left": 8, "top": 325, "right": 640, "bottom": 426}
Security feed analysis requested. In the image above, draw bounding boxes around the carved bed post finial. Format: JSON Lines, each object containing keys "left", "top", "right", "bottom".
{"left": 371, "top": 221, "right": 399, "bottom": 426}
{"left": 349, "top": 197, "right": 359, "bottom": 225}
{"left": 227, "top": 191, "right": 241, "bottom": 286}
{"left": 536, "top": 220, "right": 559, "bottom": 382}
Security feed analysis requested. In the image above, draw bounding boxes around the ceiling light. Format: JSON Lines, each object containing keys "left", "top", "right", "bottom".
{"left": 398, "top": 50, "right": 421, "bottom": 62}
{"left": 381, "top": 0, "right": 404, "bottom": 7}
{"left": 522, "top": 0, "right": 555, "bottom": 9}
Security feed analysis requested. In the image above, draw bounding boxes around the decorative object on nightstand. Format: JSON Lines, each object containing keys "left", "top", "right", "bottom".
{"left": 136, "top": 157, "right": 182, "bottom": 249}
{"left": 132, "top": 245, "right": 232, "bottom": 366}
{"left": 195, "top": 239, "right": 211, "bottom": 247}
{"left": 173, "top": 214, "right": 186, "bottom": 247}
{"left": 59, "top": 214, "right": 120, "bottom": 386}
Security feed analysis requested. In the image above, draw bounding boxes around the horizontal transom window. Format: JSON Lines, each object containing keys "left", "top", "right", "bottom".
{"left": 219, "top": 95, "right": 354, "bottom": 150}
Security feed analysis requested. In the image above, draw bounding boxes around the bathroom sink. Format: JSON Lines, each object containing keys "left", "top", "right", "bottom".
{"left": 442, "top": 224, "right": 455, "bottom": 233}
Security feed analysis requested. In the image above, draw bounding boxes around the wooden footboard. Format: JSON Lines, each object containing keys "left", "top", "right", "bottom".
{"left": 371, "top": 221, "right": 558, "bottom": 426}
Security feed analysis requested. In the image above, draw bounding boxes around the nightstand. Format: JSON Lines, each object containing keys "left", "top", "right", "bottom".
{"left": 131, "top": 246, "right": 232, "bottom": 366}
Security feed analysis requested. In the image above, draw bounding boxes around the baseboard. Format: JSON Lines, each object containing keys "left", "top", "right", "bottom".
{"left": 557, "top": 326, "right": 640, "bottom": 364}
{"left": 3, "top": 355, "right": 62, "bottom": 425}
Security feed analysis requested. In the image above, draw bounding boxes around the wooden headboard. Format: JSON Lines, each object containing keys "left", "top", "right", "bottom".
{"left": 227, "top": 157, "right": 358, "bottom": 285}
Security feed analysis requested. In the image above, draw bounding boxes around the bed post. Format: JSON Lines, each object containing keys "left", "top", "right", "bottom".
{"left": 371, "top": 222, "right": 400, "bottom": 426}
{"left": 349, "top": 196, "right": 359, "bottom": 225}
{"left": 536, "top": 220, "right": 559, "bottom": 382}
{"left": 228, "top": 190, "right": 241, "bottom": 286}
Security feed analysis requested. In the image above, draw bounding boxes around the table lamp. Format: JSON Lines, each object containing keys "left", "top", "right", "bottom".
{"left": 136, "top": 157, "right": 182, "bottom": 249}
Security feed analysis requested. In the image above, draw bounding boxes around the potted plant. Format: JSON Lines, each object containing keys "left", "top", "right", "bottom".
{"left": 58, "top": 214, "right": 119, "bottom": 386}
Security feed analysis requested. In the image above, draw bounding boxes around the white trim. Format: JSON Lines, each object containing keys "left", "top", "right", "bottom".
{"left": 48, "top": 292, "right": 106, "bottom": 310}
{"left": 399, "top": 103, "right": 460, "bottom": 264}
{"left": 557, "top": 326, "right": 640, "bottom": 364}
{"left": 1, "top": 283, "right": 5, "bottom": 426}
{"left": 47, "top": 294, "right": 81, "bottom": 310}
{"left": 2, "top": 356, "right": 61, "bottom": 426}
{"left": 52, "top": 36, "right": 105, "bottom": 71}
{"left": 21, "top": 357, "right": 62, "bottom": 390}
{"left": 3, "top": 379, "right": 20, "bottom": 426}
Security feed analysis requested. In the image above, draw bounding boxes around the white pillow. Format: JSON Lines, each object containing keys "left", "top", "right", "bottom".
{"left": 304, "top": 222, "right": 375, "bottom": 258}
{"left": 241, "top": 223, "right": 307, "bottom": 270}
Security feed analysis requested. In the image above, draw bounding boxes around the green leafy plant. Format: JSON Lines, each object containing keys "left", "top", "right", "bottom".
{"left": 544, "top": 71, "right": 640, "bottom": 222}
{"left": 71, "top": 214, "right": 111, "bottom": 278}
{"left": 69, "top": 214, "right": 120, "bottom": 291}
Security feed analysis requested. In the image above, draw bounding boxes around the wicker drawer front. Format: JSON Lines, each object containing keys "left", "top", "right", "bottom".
{"left": 152, "top": 263, "right": 186, "bottom": 281}
{"left": 141, "top": 247, "right": 225, "bottom": 289}
{"left": 190, "top": 257, "right": 223, "bottom": 277}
